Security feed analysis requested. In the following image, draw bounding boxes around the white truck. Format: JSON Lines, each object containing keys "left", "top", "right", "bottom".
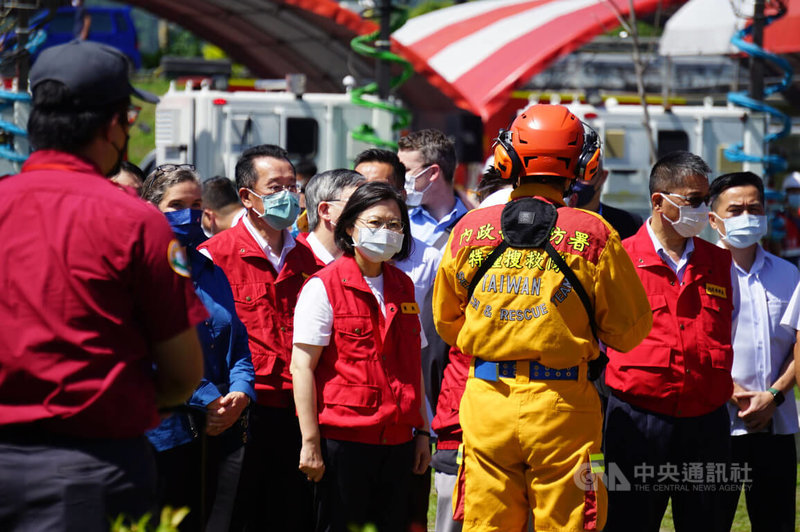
{"left": 153, "top": 79, "right": 399, "bottom": 179}
{"left": 562, "top": 97, "right": 769, "bottom": 218}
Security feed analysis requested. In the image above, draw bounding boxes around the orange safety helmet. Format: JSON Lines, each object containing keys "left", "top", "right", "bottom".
{"left": 493, "top": 104, "right": 600, "bottom": 182}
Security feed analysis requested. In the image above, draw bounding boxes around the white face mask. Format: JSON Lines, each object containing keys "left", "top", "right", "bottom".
{"left": 660, "top": 193, "right": 709, "bottom": 238}
{"left": 353, "top": 227, "right": 404, "bottom": 263}
{"left": 714, "top": 212, "right": 767, "bottom": 249}
{"left": 404, "top": 166, "right": 433, "bottom": 207}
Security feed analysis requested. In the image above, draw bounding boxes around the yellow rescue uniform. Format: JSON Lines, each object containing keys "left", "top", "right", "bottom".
{"left": 433, "top": 184, "right": 652, "bottom": 531}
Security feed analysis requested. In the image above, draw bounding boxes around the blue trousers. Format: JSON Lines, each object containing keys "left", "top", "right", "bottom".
{"left": 603, "top": 393, "right": 731, "bottom": 532}
{"left": 0, "top": 436, "right": 156, "bottom": 532}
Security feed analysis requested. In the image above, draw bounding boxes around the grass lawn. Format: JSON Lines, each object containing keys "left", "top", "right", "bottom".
{"left": 127, "top": 76, "right": 174, "bottom": 167}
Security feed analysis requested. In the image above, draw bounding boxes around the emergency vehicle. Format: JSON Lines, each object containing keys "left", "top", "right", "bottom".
{"left": 152, "top": 77, "right": 398, "bottom": 179}
{"left": 561, "top": 97, "right": 770, "bottom": 218}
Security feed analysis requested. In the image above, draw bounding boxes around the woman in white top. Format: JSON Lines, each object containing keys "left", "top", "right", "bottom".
{"left": 290, "top": 181, "right": 430, "bottom": 532}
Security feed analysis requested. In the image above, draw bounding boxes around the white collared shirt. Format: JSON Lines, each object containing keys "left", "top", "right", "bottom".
{"left": 242, "top": 212, "right": 296, "bottom": 272}
{"left": 729, "top": 245, "right": 799, "bottom": 435}
{"left": 645, "top": 217, "right": 695, "bottom": 283}
{"left": 305, "top": 231, "right": 337, "bottom": 266}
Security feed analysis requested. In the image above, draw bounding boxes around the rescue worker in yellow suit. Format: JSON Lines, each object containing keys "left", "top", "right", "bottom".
{"left": 432, "top": 104, "right": 652, "bottom": 531}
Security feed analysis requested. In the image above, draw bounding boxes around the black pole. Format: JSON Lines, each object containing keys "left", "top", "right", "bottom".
{"left": 376, "top": 0, "right": 392, "bottom": 100}
{"left": 750, "top": 0, "right": 765, "bottom": 101}
{"left": 16, "top": 8, "right": 30, "bottom": 92}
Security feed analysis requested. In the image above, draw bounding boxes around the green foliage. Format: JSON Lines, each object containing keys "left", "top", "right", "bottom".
{"left": 109, "top": 506, "right": 189, "bottom": 532}
{"left": 604, "top": 20, "right": 662, "bottom": 37}
{"left": 168, "top": 30, "right": 204, "bottom": 57}
{"left": 409, "top": 0, "right": 455, "bottom": 18}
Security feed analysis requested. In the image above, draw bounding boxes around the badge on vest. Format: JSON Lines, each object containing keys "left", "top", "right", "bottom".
{"left": 705, "top": 283, "right": 727, "bottom": 298}
{"left": 401, "top": 302, "right": 420, "bottom": 314}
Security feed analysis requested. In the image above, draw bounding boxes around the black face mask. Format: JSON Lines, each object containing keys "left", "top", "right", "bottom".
{"left": 566, "top": 180, "right": 596, "bottom": 208}
{"left": 106, "top": 120, "right": 130, "bottom": 178}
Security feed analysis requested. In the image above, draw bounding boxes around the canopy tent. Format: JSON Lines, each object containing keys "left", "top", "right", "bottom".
{"left": 660, "top": 0, "right": 800, "bottom": 56}
{"left": 391, "top": 0, "right": 682, "bottom": 122}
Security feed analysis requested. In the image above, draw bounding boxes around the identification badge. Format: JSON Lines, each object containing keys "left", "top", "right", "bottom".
{"left": 705, "top": 283, "right": 727, "bottom": 298}
{"left": 401, "top": 302, "right": 419, "bottom": 314}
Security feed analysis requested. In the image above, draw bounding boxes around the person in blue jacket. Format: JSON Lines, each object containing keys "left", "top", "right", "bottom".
{"left": 142, "top": 164, "right": 256, "bottom": 532}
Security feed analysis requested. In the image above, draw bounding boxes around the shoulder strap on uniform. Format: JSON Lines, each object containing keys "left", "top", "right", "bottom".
{"left": 543, "top": 241, "right": 597, "bottom": 340}
{"left": 466, "top": 241, "right": 509, "bottom": 301}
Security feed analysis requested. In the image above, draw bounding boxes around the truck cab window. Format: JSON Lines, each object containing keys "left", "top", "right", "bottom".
{"left": 657, "top": 130, "right": 689, "bottom": 159}
{"left": 286, "top": 117, "right": 318, "bottom": 161}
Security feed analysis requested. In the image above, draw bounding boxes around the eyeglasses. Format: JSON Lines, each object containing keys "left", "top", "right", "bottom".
{"left": 155, "top": 163, "right": 196, "bottom": 175}
{"left": 126, "top": 104, "right": 142, "bottom": 126}
{"left": 357, "top": 217, "right": 405, "bottom": 233}
{"left": 256, "top": 184, "right": 299, "bottom": 196}
{"left": 661, "top": 192, "right": 710, "bottom": 209}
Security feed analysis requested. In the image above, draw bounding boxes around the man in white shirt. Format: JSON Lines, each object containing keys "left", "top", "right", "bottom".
{"left": 296, "top": 169, "right": 365, "bottom": 266}
{"left": 398, "top": 130, "right": 471, "bottom": 249}
{"left": 708, "top": 171, "right": 798, "bottom": 532}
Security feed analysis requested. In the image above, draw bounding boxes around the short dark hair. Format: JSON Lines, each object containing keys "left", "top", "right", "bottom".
{"left": 202, "top": 176, "right": 241, "bottom": 211}
{"left": 649, "top": 151, "right": 711, "bottom": 195}
{"left": 119, "top": 161, "right": 145, "bottom": 182}
{"left": 305, "top": 169, "right": 365, "bottom": 231}
{"left": 142, "top": 165, "right": 200, "bottom": 205}
{"left": 709, "top": 171, "right": 765, "bottom": 209}
{"left": 398, "top": 129, "right": 456, "bottom": 184}
{"left": 476, "top": 166, "right": 510, "bottom": 203}
{"left": 354, "top": 148, "right": 406, "bottom": 190}
{"left": 295, "top": 158, "right": 318, "bottom": 181}
{"left": 28, "top": 80, "right": 127, "bottom": 152}
{"left": 235, "top": 144, "right": 294, "bottom": 190}
{"left": 333, "top": 181, "right": 412, "bottom": 261}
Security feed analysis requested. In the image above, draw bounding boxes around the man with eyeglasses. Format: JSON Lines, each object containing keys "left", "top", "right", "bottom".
{"left": 296, "top": 168, "right": 365, "bottom": 266}
{"left": 0, "top": 41, "right": 206, "bottom": 530}
{"left": 604, "top": 151, "right": 735, "bottom": 531}
{"left": 198, "top": 144, "right": 320, "bottom": 531}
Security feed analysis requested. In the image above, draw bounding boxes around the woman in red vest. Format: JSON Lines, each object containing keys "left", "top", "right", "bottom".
{"left": 291, "top": 181, "right": 431, "bottom": 532}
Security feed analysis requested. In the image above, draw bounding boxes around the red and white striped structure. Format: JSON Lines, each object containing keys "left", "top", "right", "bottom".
{"left": 392, "top": 0, "right": 680, "bottom": 122}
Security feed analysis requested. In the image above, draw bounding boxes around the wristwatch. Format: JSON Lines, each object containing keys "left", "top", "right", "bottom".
{"left": 767, "top": 387, "right": 785, "bottom": 406}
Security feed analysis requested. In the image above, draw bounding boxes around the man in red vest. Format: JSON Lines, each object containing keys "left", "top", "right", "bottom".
{"left": 199, "top": 144, "right": 320, "bottom": 531}
{"left": 604, "top": 151, "right": 734, "bottom": 531}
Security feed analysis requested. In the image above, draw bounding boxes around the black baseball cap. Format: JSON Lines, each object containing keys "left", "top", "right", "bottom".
{"left": 30, "top": 40, "right": 158, "bottom": 106}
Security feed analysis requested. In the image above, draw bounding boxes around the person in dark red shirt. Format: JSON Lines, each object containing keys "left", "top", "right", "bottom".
{"left": 604, "top": 151, "right": 734, "bottom": 531}
{"left": 0, "top": 41, "right": 205, "bottom": 531}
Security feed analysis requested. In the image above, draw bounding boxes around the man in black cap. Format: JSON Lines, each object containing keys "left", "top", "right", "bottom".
{"left": 0, "top": 41, "right": 206, "bottom": 530}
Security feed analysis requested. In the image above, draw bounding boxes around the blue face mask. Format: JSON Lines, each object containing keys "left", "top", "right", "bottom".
{"left": 164, "top": 208, "right": 207, "bottom": 248}
{"left": 787, "top": 193, "right": 800, "bottom": 210}
{"left": 249, "top": 189, "right": 300, "bottom": 231}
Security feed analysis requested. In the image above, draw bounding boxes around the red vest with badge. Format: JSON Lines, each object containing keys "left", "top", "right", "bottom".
{"left": 199, "top": 221, "right": 320, "bottom": 408}
{"left": 314, "top": 255, "right": 423, "bottom": 445}
{"left": 605, "top": 225, "right": 734, "bottom": 417}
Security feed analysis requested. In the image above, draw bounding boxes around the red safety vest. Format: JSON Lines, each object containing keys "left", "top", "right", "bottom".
{"left": 314, "top": 255, "right": 423, "bottom": 445}
{"left": 199, "top": 221, "right": 320, "bottom": 407}
{"left": 606, "top": 225, "right": 734, "bottom": 418}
